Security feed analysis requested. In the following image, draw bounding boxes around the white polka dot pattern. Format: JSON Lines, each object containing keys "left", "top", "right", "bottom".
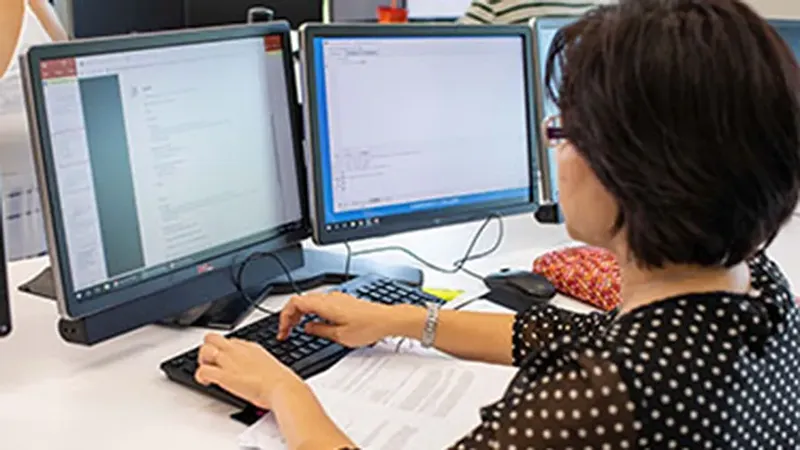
{"left": 449, "top": 253, "right": 800, "bottom": 449}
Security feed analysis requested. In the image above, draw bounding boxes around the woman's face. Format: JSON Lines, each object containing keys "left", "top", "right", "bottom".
{"left": 556, "top": 140, "right": 620, "bottom": 250}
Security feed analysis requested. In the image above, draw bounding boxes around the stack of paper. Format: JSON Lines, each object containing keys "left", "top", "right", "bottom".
{"left": 238, "top": 343, "right": 517, "bottom": 449}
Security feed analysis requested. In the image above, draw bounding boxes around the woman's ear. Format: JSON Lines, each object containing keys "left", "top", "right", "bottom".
{"left": 0, "top": 0, "right": 25, "bottom": 77}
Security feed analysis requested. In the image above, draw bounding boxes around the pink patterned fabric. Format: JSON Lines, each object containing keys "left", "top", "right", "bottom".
{"left": 534, "top": 247, "right": 800, "bottom": 311}
{"left": 533, "top": 246, "right": 621, "bottom": 311}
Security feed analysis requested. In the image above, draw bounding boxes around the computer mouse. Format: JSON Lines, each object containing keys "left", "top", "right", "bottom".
{"left": 482, "top": 269, "right": 557, "bottom": 312}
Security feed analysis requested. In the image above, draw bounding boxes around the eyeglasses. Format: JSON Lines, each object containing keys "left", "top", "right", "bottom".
{"left": 542, "top": 115, "right": 567, "bottom": 148}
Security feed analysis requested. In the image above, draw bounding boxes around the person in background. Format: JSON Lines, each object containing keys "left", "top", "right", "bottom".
{"left": 195, "top": 0, "right": 800, "bottom": 448}
{"left": 0, "top": 0, "right": 67, "bottom": 73}
{"left": 458, "top": 0, "right": 609, "bottom": 25}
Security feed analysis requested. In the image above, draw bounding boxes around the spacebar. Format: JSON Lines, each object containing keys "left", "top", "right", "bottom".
{"left": 290, "top": 344, "right": 348, "bottom": 373}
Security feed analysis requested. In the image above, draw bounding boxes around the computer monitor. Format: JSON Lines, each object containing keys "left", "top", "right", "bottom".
{"left": 771, "top": 19, "right": 800, "bottom": 59}
{"left": 186, "top": 0, "right": 323, "bottom": 28}
{"left": 300, "top": 24, "right": 540, "bottom": 245}
{"left": 406, "top": 0, "right": 469, "bottom": 21}
{"left": 69, "top": 0, "right": 186, "bottom": 38}
{"left": 327, "top": 0, "right": 402, "bottom": 23}
{"left": 66, "top": 0, "right": 323, "bottom": 39}
{"left": 530, "top": 16, "right": 578, "bottom": 205}
{"left": 20, "top": 22, "right": 308, "bottom": 323}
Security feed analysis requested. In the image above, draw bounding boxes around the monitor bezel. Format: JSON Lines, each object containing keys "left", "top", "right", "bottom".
{"left": 21, "top": 21, "right": 311, "bottom": 319}
{"left": 300, "top": 23, "right": 541, "bottom": 245}
{"left": 529, "top": 15, "right": 579, "bottom": 205}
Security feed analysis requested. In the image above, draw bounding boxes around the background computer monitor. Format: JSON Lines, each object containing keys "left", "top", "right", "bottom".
{"left": 531, "top": 16, "right": 800, "bottom": 205}
{"left": 66, "top": 0, "right": 323, "bottom": 38}
{"left": 771, "top": 19, "right": 800, "bottom": 58}
{"left": 186, "top": 0, "right": 323, "bottom": 28}
{"left": 328, "top": 0, "right": 402, "bottom": 23}
{"left": 406, "top": 0, "right": 469, "bottom": 21}
{"left": 301, "top": 24, "right": 540, "bottom": 245}
{"left": 69, "top": 0, "right": 185, "bottom": 38}
{"left": 21, "top": 22, "right": 308, "bottom": 321}
{"left": 530, "top": 16, "right": 578, "bottom": 205}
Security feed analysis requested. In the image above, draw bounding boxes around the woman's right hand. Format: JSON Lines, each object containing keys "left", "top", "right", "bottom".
{"left": 277, "top": 292, "right": 399, "bottom": 348}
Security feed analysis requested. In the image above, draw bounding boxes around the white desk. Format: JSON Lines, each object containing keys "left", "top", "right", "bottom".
{"left": 0, "top": 214, "right": 798, "bottom": 449}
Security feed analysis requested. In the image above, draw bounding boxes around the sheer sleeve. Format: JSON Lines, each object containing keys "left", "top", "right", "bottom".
{"left": 456, "top": 1, "right": 496, "bottom": 24}
{"left": 512, "top": 305, "right": 607, "bottom": 366}
{"left": 448, "top": 356, "right": 637, "bottom": 449}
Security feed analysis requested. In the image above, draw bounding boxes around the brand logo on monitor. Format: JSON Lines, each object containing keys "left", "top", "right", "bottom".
{"left": 264, "top": 35, "right": 282, "bottom": 53}
{"left": 197, "top": 263, "right": 214, "bottom": 274}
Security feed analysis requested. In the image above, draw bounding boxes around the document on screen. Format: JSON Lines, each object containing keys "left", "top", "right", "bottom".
{"left": 237, "top": 343, "right": 517, "bottom": 449}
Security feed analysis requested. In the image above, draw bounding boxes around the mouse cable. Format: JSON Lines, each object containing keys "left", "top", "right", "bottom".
{"left": 231, "top": 214, "right": 501, "bottom": 316}
{"left": 230, "top": 250, "right": 304, "bottom": 316}
{"left": 350, "top": 214, "right": 504, "bottom": 282}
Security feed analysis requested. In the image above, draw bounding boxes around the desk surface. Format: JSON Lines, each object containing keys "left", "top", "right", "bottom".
{"left": 1, "top": 214, "right": 798, "bottom": 449}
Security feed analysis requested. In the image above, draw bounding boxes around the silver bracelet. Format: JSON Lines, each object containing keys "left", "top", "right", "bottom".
{"left": 421, "top": 302, "right": 440, "bottom": 348}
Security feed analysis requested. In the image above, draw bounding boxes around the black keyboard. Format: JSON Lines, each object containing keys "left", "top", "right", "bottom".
{"left": 160, "top": 274, "right": 446, "bottom": 408}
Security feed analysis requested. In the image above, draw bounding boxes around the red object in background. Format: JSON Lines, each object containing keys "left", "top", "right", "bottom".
{"left": 533, "top": 246, "right": 800, "bottom": 311}
{"left": 532, "top": 246, "right": 622, "bottom": 311}
{"left": 377, "top": 5, "right": 408, "bottom": 23}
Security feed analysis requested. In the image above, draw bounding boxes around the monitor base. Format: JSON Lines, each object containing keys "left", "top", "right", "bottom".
{"left": 156, "top": 249, "right": 423, "bottom": 330}
{"left": 19, "top": 248, "right": 423, "bottom": 342}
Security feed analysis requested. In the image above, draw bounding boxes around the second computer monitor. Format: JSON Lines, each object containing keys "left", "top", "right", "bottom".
{"left": 530, "top": 16, "right": 577, "bottom": 205}
{"left": 301, "top": 24, "right": 540, "bottom": 245}
{"left": 21, "top": 22, "right": 308, "bottom": 320}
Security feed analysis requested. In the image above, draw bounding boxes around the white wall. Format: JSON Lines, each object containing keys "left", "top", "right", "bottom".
{"left": 746, "top": 0, "right": 800, "bottom": 18}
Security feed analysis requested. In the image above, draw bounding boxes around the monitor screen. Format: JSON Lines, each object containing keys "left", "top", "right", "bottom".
{"left": 24, "top": 25, "right": 306, "bottom": 318}
{"left": 532, "top": 16, "right": 577, "bottom": 204}
{"left": 406, "top": 0, "right": 470, "bottom": 20}
{"left": 302, "top": 25, "right": 539, "bottom": 244}
{"left": 772, "top": 19, "right": 800, "bottom": 60}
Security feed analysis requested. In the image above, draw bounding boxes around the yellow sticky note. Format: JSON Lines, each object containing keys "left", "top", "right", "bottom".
{"left": 423, "top": 288, "right": 465, "bottom": 302}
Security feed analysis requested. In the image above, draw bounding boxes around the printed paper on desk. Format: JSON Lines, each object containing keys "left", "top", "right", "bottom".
{"left": 238, "top": 345, "right": 517, "bottom": 449}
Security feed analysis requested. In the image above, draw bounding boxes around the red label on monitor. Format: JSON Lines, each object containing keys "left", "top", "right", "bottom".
{"left": 40, "top": 58, "right": 77, "bottom": 79}
{"left": 264, "top": 35, "right": 282, "bottom": 52}
{"left": 197, "top": 263, "right": 214, "bottom": 274}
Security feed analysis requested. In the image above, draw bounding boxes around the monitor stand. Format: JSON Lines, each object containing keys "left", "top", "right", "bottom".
{"left": 18, "top": 245, "right": 422, "bottom": 340}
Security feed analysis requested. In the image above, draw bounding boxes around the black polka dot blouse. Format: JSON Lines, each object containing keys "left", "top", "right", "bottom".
{"left": 450, "top": 253, "right": 800, "bottom": 449}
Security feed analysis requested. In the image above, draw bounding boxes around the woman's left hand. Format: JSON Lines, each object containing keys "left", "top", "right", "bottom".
{"left": 195, "top": 333, "right": 307, "bottom": 410}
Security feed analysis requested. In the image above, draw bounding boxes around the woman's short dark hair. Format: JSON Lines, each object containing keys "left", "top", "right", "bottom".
{"left": 546, "top": 0, "right": 800, "bottom": 268}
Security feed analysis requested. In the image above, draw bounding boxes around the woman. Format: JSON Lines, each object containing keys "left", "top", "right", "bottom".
{"left": 196, "top": 0, "right": 800, "bottom": 448}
